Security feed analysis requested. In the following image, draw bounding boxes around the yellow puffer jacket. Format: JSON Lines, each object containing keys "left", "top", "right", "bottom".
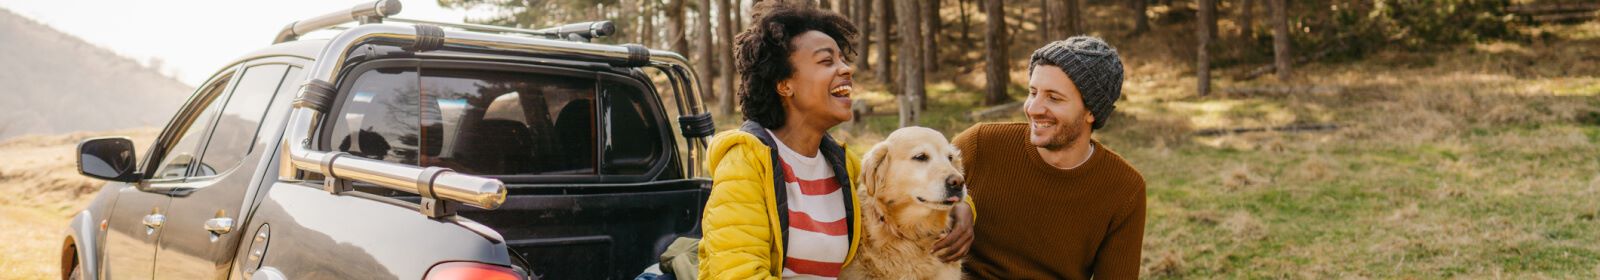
{"left": 697, "top": 127, "right": 863, "bottom": 280}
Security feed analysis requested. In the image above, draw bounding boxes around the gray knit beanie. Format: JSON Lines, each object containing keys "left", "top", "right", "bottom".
{"left": 1028, "top": 36, "right": 1123, "bottom": 130}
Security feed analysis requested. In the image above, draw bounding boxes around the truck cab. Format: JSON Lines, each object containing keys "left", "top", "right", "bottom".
{"left": 65, "top": 1, "right": 714, "bottom": 279}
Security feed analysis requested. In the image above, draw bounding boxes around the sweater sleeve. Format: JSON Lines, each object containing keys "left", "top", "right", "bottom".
{"left": 1090, "top": 185, "right": 1147, "bottom": 279}
{"left": 699, "top": 142, "right": 781, "bottom": 280}
{"left": 952, "top": 125, "right": 982, "bottom": 190}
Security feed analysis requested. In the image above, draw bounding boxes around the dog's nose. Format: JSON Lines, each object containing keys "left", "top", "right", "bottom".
{"left": 945, "top": 175, "right": 965, "bottom": 196}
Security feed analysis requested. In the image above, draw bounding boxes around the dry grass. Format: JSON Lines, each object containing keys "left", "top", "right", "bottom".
{"left": 0, "top": 128, "right": 157, "bottom": 280}
{"left": 836, "top": 19, "right": 1600, "bottom": 279}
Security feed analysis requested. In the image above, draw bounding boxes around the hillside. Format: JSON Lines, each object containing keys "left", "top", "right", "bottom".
{"left": 0, "top": 8, "right": 191, "bottom": 140}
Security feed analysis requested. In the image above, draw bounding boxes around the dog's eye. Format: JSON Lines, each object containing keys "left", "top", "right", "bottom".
{"left": 912, "top": 153, "right": 929, "bottom": 162}
{"left": 948, "top": 155, "right": 955, "bottom": 162}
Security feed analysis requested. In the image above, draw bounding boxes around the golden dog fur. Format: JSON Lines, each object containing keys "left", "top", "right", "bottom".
{"left": 842, "top": 127, "right": 964, "bottom": 280}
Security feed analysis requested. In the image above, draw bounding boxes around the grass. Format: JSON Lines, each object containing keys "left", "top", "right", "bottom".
{"left": 799, "top": 19, "right": 1599, "bottom": 279}
{"left": 5, "top": 11, "right": 1599, "bottom": 280}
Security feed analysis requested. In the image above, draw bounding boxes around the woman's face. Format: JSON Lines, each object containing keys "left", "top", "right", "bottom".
{"left": 779, "top": 30, "right": 854, "bottom": 129}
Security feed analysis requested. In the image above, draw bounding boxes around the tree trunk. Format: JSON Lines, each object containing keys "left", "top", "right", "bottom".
{"left": 1131, "top": 0, "right": 1149, "bottom": 35}
{"left": 840, "top": 0, "right": 852, "bottom": 21}
{"left": 1270, "top": 0, "right": 1291, "bottom": 80}
{"left": 959, "top": 0, "right": 971, "bottom": 49}
{"left": 855, "top": 0, "right": 871, "bottom": 72}
{"left": 820, "top": 0, "right": 832, "bottom": 10}
{"left": 895, "top": 0, "right": 924, "bottom": 127}
{"left": 734, "top": 0, "right": 744, "bottom": 34}
{"left": 643, "top": 0, "right": 657, "bottom": 47}
{"left": 876, "top": 0, "right": 893, "bottom": 84}
{"left": 1240, "top": 0, "right": 1254, "bottom": 38}
{"left": 1064, "top": 0, "right": 1081, "bottom": 37}
{"left": 1042, "top": 0, "right": 1052, "bottom": 42}
{"left": 923, "top": 0, "right": 939, "bottom": 75}
{"left": 1197, "top": 0, "right": 1212, "bottom": 96}
{"left": 1206, "top": 0, "right": 1218, "bottom": 39}
{"left": 669, "top": 0, "right": 689, "bottom": 56}
{"left": 982, "top": 0, "right": 1008, "bottom": 106}
{"left": 697, "top": 0, "right": 716, "bottom": 101}
{"left": 718, "top": 0, "right": 736, "bottom": 116}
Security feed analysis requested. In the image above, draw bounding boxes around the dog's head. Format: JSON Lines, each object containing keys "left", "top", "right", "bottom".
{"left": 860, "top": 127, "right": 965, "bottom": 211}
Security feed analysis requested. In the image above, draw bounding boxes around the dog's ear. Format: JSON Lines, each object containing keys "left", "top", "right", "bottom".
{"left": 947, "top": 144, "right": 962, "bottom": 172}
{"left": 859, "top": 143, "right": 891, "bottom": 197}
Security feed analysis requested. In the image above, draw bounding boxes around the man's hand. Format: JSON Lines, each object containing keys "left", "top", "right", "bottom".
{"left": 933, "top": 201, "right": 974, "bottom": 263}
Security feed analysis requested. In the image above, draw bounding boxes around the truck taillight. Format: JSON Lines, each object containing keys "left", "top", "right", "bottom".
{"left": 424, "top": 262, "right": 525, "bottom": 280}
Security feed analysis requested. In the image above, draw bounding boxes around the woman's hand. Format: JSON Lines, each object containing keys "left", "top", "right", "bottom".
{"left": 933, "top": 202, "right": 975, "bottom": 263}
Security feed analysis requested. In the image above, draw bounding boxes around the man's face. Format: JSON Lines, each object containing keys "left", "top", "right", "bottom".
{"left": 1024, "top": 65, "right": 1094, "bottom": 151}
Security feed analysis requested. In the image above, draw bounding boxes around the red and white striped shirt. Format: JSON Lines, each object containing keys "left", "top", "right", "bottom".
{"left": 770, "top": 132, "right": 849, "bottom": 279}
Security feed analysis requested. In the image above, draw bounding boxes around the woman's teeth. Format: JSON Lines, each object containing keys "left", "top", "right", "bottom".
{"left": 829, "top": 85, "right": 852, "bottom": 97}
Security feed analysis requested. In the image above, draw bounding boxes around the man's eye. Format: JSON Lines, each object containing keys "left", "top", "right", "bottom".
{"left": 913, "top": 153, "right": 929, "bottom": 161}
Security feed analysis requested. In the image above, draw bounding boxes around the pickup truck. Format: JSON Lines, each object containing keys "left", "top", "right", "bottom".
{"left": 65, "top": 1, "right": 715, "bottom": 279}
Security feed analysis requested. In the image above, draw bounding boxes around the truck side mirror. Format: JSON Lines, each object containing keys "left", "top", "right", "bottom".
{"left": 78, "top": 137, "right": 140, "bottom": 182}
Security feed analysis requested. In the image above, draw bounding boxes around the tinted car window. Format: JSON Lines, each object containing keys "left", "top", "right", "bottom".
{"left": 420, "top": 68, "right": 598, "bottom": 175}
{"left": 602, "top": 81, "right": 664, "bottom": 175}
{"left": 194, "top": 64, "right": 291, "bottom": 177}
{"left": 329, "top": 68, "right": 422, "bottom": 165}
{"left": 152, "top": 73, "right": 233, "bottom": 180}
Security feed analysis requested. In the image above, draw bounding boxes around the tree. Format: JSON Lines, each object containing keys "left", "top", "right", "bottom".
{"left": 1042, "top": 0, "right": 1051, "bottom": 41}
{"left": 894, "top": 0, "right": 924, "bottom": 127}
{"left": 875, "top": 0, "right": 893, "bottom": 84}
{"left": 1239, "top": 0, "right": 1254, "bottom": 38}
{"left": 1269, "top": 0, "right": 1291, "bottom": 80}
{"left": 922, "top": 0, "right": 939, "bottom": 77}
{"left": 669, "top": 0, "right": 690, "bottom": 56}
{"left": 697, "top": 0, "right": 716, "bottom": 101}
{"left": 1131, "top": 0, "right": 1149, "bottom": 35}
{"left": 642, "top": 0, "right": 658, "bottom": 47}
{"left": 1197, "top": 0, "right": 1213, "bottom": 96}
{"left": 855, "top": 0, "right": 871, "bottom": 72}
{"left": 718, "top": 0, "right": 736, "bottom": 116}
{"left": 982, "top": 0, "right": 1008, "bottom": 106}
{"left": 1205, "top": 0, "right": 1218, "bottom": 39}
{"left": 1061, "top": 0, "right": 1082, "bottom": 38}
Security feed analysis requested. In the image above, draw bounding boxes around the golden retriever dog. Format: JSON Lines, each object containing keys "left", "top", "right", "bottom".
{"left": 842, "top": 127, "right": 965, "bottom": 280}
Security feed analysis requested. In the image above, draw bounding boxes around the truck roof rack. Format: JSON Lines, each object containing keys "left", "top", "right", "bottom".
{"left": 273, "top": 0, "right": 615, "bottom": 44}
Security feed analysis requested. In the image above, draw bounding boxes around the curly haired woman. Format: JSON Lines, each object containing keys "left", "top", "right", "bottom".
{"left": 697, "top": 2, "right": 973, "bottom": 279}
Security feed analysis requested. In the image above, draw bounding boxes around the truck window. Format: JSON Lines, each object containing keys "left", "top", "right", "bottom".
{"left": 602, "top": 80, "right": 664, "bottom": 175}
{"left": 327, "top": 65, "right": 604, "bottom": 177}
{"left": 420, "top": 68, "right": 598, "bottom": 175}
{"left": 329, "top": 68, "right": 422, "bottom": 165}
{"left": 151, "top": 73, "right": 233, "bottom": 180}
{"left": 194, "top": 64, "right": 292, "bottom": 177}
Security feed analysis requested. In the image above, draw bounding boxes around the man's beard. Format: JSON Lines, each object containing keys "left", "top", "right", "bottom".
{"left": 1033, "top": 118, "right": 1083, "bottom": 151}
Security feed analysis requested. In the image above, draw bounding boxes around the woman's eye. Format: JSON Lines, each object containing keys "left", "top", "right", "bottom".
{"left": 913, "top": 153, "right": 929, "bottom": 161}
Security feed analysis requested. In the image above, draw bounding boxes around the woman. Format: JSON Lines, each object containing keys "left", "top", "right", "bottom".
{"left": 697, "top": 3, "right": 971, "bottom": 279}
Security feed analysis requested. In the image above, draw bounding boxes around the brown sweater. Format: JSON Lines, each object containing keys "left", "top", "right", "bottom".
{"left": 954, "top": 123, "right": 1146, "bottom": 280}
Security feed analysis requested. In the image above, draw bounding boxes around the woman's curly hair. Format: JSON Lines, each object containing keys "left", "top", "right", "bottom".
{"left": 734, "top": 1, "right": 858, "bottom": 129}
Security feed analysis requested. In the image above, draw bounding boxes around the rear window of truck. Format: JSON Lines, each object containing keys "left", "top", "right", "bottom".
{"left": 324, "top": 61, "right": 666, "bottom": 179}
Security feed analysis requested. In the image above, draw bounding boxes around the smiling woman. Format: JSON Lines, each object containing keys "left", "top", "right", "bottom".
{"left": 697, "top": 2, "right": 867, "bottom": 279}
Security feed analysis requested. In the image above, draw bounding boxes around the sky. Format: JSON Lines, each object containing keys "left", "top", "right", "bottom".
{"left": 0, "top": 0, "right": 497, "bottom": 86}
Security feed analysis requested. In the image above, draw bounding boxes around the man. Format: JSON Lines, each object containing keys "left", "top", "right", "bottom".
{"left": 955, "top": 36, "right": 1146, "bottom": 279}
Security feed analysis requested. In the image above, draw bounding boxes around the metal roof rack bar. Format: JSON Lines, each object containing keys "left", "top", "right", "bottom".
{"left": 274, "top": 0, "right": 401, "bottom": 44}
{"left": 388, "top": 18, "right": 616, "bottom": 42}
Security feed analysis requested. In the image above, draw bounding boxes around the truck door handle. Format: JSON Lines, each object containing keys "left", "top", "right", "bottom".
{"left": 142, "top": 214, "right": 165, "bottom": 230}
{"left": 204, "top": 217, "right": 234, "bottom": 234}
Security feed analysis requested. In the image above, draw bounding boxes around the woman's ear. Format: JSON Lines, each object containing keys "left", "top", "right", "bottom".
{"left": 859, "top": 144, "right": 890, "bottom": 197}
{"left": 777, "top": 81, "right": 793, "bottom": 97}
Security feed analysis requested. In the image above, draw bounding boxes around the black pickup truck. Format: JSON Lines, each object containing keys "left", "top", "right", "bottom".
{"left": 65, "top": 1, "right": 714, "bottom": 279}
